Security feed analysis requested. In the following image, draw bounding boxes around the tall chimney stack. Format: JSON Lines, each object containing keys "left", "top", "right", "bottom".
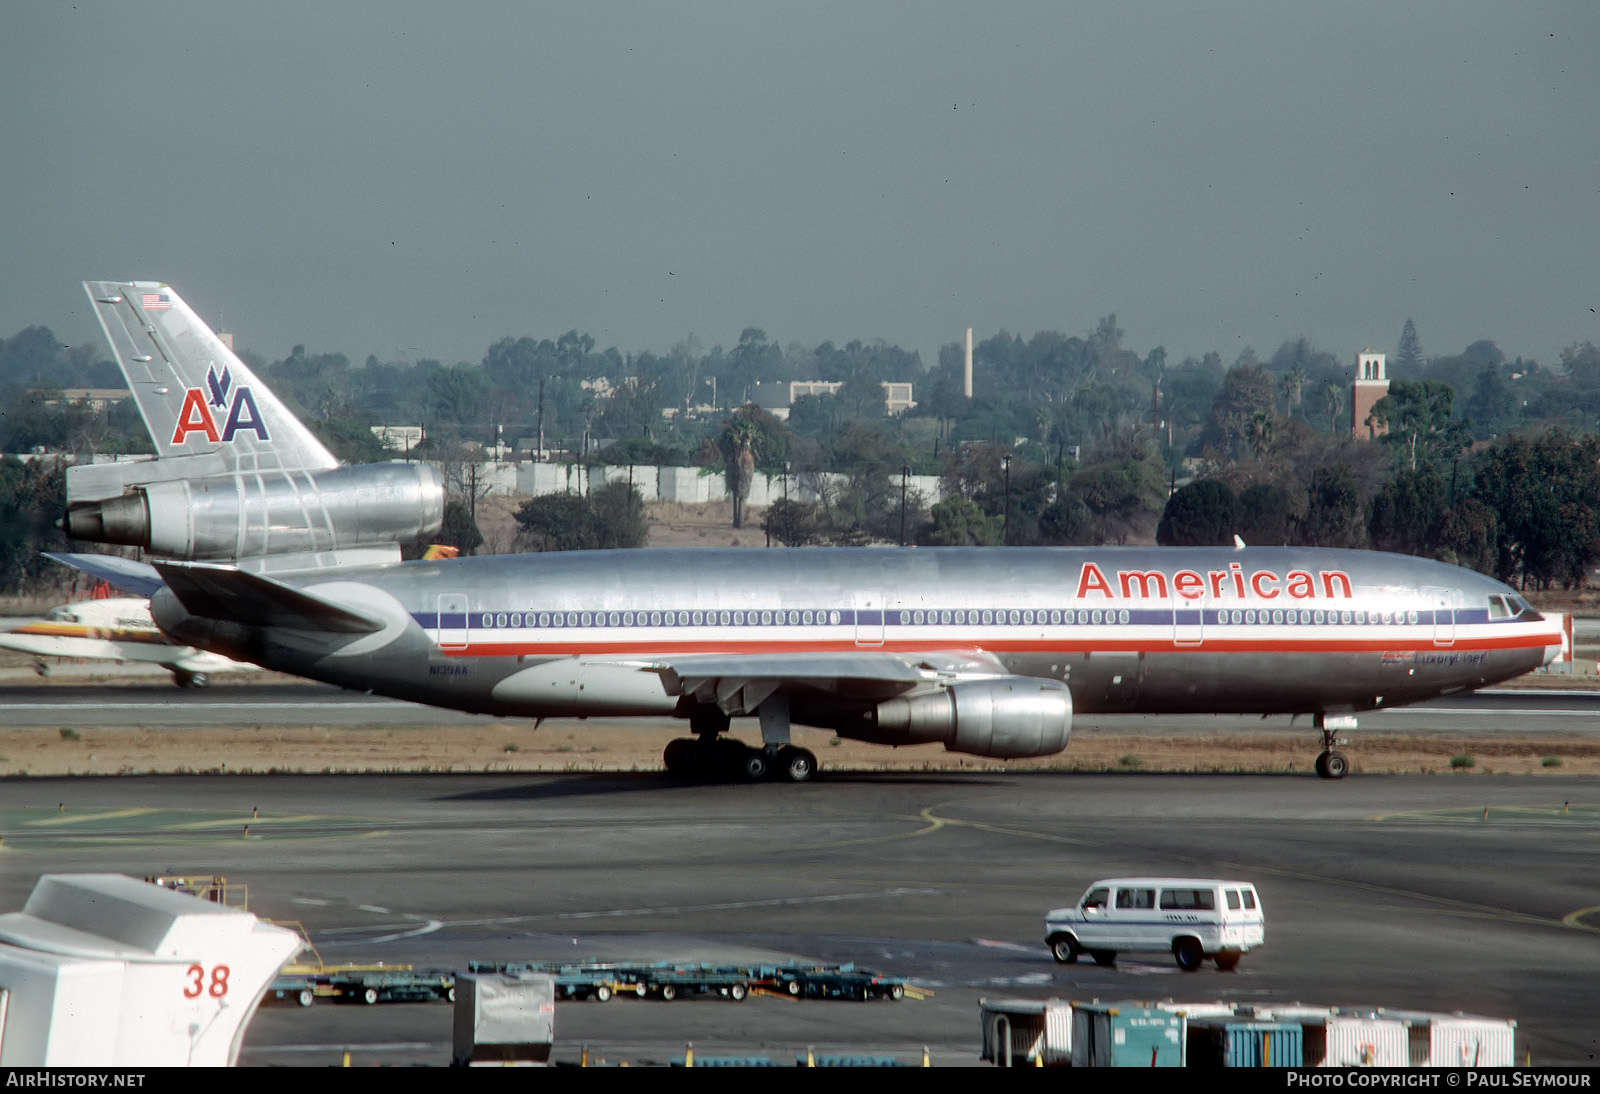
{"left": 964, "top": 327, "right": 973, "bottom": 399}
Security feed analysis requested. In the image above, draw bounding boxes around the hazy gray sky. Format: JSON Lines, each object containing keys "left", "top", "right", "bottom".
{"left": 2, "top": 2, "right": 1595, "bottom": 373}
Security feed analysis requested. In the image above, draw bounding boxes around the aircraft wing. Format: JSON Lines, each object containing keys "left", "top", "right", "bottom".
{"left": 637, "top": 648, "right": 1009, "bottom": 710}
{"left": 44, "top": 552, "right": 166, "bottom": 598}
{"left": 153, "top": 562, "right": 384, "bottom": 634}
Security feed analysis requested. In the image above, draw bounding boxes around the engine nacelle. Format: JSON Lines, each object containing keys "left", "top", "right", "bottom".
{"left": 64, "top": 461, "right": 444, "bottom": 561}
{"left": 873, "top": 677, "right": 1072, "bottom": 759}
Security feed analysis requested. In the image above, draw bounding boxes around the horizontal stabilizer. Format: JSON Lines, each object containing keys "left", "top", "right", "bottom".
{"left": 154, "top": 562, "right": 383, "bottom": 634}
{"left": 44, "top": 552, "right": 166, "bottom": 598}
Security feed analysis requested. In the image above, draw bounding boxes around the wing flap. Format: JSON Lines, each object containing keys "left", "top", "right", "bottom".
{"left": 632, "top": 649, "right": 1004, "bottom": 712}
{"left": 153, "top": 562, "right": 382, "bottom": 634}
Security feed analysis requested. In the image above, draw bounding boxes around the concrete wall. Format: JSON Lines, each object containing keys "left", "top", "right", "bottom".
{"left": 475, "top": 460, "right": 944, "bottom": 508}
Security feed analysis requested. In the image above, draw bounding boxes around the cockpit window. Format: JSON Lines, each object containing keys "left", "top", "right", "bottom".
{"left": 1489, "top": 594, "right": 1544, "bottom": 622}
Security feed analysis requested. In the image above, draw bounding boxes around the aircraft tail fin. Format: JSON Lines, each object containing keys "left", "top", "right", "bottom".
{"left": 80, "top": 281, "right": 336, "bottom": 490}
{"left": 153, "top": 562, "right": 382, "bottom": 634}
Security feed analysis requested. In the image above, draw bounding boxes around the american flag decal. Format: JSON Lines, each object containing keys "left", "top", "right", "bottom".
{"left": 142, "top": 292, "right": 171, "bottom": 310}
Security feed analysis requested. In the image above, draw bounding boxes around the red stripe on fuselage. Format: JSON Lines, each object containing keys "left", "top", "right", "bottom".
{"left": 435, "top": 631, "right": 1557, "bottom": 658}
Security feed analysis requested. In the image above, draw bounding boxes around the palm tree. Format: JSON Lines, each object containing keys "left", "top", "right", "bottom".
{"left": 719, "top": 416, "right": 759, "bottom": 529}
{"left": 1248, "top": 411, "right": 1275, "bottom": 463}
{"left": 1323, "top": 384, "right": 1345, "bottom": 435}
{"left": 1280, "top": 366, "right": 1307, "bottom": 417}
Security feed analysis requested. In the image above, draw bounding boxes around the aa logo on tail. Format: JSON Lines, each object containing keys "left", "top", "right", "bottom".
{"left": 171, "top": 365, "right": 271, "bottom": 444}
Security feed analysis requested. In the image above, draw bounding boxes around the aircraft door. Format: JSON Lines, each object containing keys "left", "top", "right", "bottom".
{"left": 853, "top": 592, "right": 885, "bottom": 647}
{"left": 1427, "top": 586, "right": 1456, "bottom": 647}
{"left": 1173, "top": 592, "right": 1205, "bottom": 647}
{"left": 436, "top": 593, "right": 469, "bottom": 651}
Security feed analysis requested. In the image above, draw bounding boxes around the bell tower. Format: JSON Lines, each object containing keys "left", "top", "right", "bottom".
{"left": 1351, "top": 349, "right": 1388, "bottom": 439}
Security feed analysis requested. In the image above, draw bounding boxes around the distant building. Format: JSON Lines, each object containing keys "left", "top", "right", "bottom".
{"left": 44, "top": 389, "right": 131, "bottom": 411}
{"left": 1351, "top": 349, "right": 1389, "bottom": 440}
{"left": 371, "top": 425, "right": 424, "bottom": 454}
{"left": 750, "top": 380, "right": 915, "bottom": 420}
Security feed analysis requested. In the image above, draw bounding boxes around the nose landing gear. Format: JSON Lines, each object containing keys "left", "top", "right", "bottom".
{"left": 1312, "top": 713, "right": 1355, "bottom": 779}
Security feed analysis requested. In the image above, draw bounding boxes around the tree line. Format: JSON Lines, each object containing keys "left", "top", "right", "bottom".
{"left": 1, "top": 314, "right": 1598, "bottom": 590}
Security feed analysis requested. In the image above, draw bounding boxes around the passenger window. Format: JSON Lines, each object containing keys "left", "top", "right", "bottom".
{"left": 1082, "top": 887, "right": 1109, "bottom": 910}
{"left": 1242, "top": 889, "right": 1257, "bottom": 910}
{"left": 1115, "top": 888, "right": 1154, "bottom": 910}
{"left": 1159, "top": 888, "right": 1217, "bottom": 910}
{"left": 1226, "top": 890, "right": 1242, "bottom": 910}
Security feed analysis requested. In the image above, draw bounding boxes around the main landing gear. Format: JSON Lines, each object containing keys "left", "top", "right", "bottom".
{"left": 662, "top": 703, "right": 819, "bottom": 784}
{"left": 1313, "top": 713, "right": 1352, "bottom": 780}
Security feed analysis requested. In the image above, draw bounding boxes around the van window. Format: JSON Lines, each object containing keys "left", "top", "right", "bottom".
{"left": 1242, "top": 889, "right": 1257, "bottom": 910}
{"left": 1159, "top": 888, "right": 1216, "bottom": 911}
{"left": 1082, "top": 887, "right": 1109, "bottom": 910}
{"left": 1225, "top": 889, "right": 1242, "bottom": 910}
{"left": 1114, "top": 888, "right": 1155, "bottom": 910}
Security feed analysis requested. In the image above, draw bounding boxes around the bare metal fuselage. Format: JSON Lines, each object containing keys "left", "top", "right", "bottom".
{"left": 152, "top": 544, "right": 1558, "bottom": 739}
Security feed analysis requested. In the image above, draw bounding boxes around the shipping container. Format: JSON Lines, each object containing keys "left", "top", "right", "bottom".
{"left": 1378, "top": 1010, "right": 1517, "bottom": 1067}
{"left": 1186, "top": 1018, "right": 1303, "bottom": 1067}
{"left": 1071, "top": 1002, "right": 1186, "bottom": 1067}
{"left": 980, "top": 997, "right": 1073, "bottom": 1066}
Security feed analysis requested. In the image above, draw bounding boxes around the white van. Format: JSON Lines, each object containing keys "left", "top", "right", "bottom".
{"left": 1044, "top": 877, "right": 1265, "bottom": 971}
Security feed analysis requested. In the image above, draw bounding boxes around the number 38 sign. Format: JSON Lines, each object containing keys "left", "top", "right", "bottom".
{"left": 184, "top": 963, "right": 231, "bottom": 998}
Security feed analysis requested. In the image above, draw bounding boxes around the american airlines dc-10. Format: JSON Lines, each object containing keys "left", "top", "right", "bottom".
{"left": 59, "top": 282, "right": 1561, "bottom": 782}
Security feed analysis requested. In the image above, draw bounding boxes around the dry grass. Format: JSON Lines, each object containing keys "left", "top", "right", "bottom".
{"left": 3, "top": 723, "right": 1597, "bottom": 778}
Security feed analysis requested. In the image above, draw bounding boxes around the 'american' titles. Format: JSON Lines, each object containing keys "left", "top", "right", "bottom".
{"left": 1076, "top": 562, "right": 1353, "bottom": 602}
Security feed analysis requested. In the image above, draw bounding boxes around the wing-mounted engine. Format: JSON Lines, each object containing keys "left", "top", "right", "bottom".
{"left": 870, "top": 677, "right": 1072, "bottom": 759}
{"left": 64, "top": 461, "right": 444, "bottom": 562}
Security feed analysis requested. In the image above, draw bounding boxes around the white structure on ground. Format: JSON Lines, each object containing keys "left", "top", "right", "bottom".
{"left": 0, "top": 874, "right": 300, "bottom": 1066}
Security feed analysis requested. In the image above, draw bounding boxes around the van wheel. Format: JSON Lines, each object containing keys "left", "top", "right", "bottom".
{"left": 1174, "top": 939, "right": 1204, "bottom": 972}
{"left": 1050, "top": 937, "right": 1080, "bottom": 964}
{"left": 1090, "top": 950, "right": 1116, "bottom": 966}
{"left": 1214, "top": 951, "right": 1241, "bottom": 971}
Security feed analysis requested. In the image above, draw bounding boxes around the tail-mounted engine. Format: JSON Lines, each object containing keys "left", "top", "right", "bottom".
{"left": 872, "top": 677, "right": 1072, "bottom": 759}
{"left": 64, "top": 462, "right": 444, "bottom": 561}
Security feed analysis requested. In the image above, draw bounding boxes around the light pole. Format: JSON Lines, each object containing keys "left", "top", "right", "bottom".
{"left": 899, "top": 465, "right": 910, "bottom": 546}
{"left": 1001, "top": 454, "right": 1012, "bottom": 546}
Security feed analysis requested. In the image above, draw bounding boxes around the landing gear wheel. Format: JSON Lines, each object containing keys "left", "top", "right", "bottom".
{"left": 1316, "top": 750, "right": 1349, "bottom": 779}
{"left": 729, "top": 982, "right": 748, "bottom": 1001}
{"left": 1091, "top": 950, "right": 1116, "bottom": 966}
{"left": 737, "top": 749, "right": 768, "bottom": 781}
{"left": 1174, "top": 939, "right": 1204, "bottom": 972}
{"left": 663, "top": 738, "right": 700, "bottom": 777}
{"left": 1214, "top": 951, "right": 1241, "bottom": 971}
{"left": 1051, "top": 937, "right": 1080, "bottom": 964}
{"left": 775, "top": 746, "right": 817, "bottom": 783}
{"left": 174, "top": 670, "right": 207, "bottom": 689}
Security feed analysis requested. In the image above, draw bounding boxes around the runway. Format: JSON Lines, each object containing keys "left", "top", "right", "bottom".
{"left": 5, "top": 680, "right": 1600, "bottom": 735}
{"left": 1, "top": 769, "right": 1596, "bottom": 1065}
